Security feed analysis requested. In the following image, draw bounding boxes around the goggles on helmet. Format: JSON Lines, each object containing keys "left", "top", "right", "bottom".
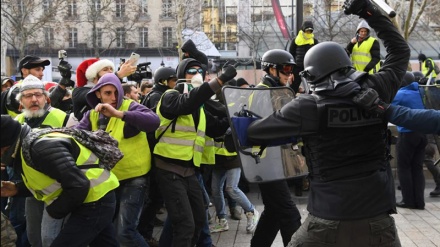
{"left": 278, "top": 64, "right": 294, "bottom": 75}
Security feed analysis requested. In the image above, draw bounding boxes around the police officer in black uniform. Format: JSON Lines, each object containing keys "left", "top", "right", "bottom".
{"left": 247, "top": 0, "right": 410, "bottom": 245}
{"left": 250, "top": 49, "right": 302, "bottom": 247}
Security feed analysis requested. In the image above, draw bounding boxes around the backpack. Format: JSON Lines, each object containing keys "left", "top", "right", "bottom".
{"left": 22, "top": 128, "right": 123, "bottom": 171}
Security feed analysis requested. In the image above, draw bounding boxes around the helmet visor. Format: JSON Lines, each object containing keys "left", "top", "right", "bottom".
{"left": 279, "top": 64, "right": 294, "bottom": 75}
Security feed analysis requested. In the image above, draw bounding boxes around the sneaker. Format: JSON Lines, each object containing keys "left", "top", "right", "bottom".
{"left": 210, "top": 218, "right": 229, "bottom": 233}
{"left": 245, "top": 209, "right": 260, "bottom": 233}
{"left": 230, "top": 207, "right": 242, "bottom": 220}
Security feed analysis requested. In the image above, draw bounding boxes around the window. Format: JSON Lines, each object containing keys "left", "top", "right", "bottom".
{"left": 116, "top": 0, "right": 126, "bottom": 18}
{"left": 90, "top": 0, "right": 101, "bottom": 12}
{"left": 42, "top": 0, "right": 51, "bottom": 12}
{"left": 162, "top": 0, "right": 172, "bottom": 18}
{"left": 139, "top": 28, "right": 148, "bottom": 47}
{"left": 69, "top": 28, "right": 78, "bottom": 48}
{"left": 67, "top": 0, "right": 77, "bottom": 17}
{"left": 162, "top": 27, "right": 173, "bottom": 47}
{"left": 116, "top": 28, "right": 126, "bottom": 48}
{"left": 93, "top": 28, "right": 103, "bottom": 47}
{"left": 140, "top": 0, "right": 148, "bottom": 14}
{"left": 44, "top": 27, "right": 54, "bottom": 47}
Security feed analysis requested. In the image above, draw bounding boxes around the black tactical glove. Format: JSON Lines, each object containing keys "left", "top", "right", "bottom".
{"left": 59, "top": 78, "right": 75, "bottom": 88}
{"left": 218, "top": 65, "right": 237, "bottom": 85}
{"left": 352, "top": 88, "right": 389, "bottom": 115}
{"left": 419, "top": 77, "right": 428, "bottom": 85}
{"left": 343, "top": 0, "right": 376, "bottom": 19}
{"left": 58, "top": 60, "right": 72, "bottom": 78}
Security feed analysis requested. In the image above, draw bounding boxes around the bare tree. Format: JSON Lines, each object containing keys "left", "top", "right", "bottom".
{"left": 1, "top": 0, "right": 65, "bottom": 59}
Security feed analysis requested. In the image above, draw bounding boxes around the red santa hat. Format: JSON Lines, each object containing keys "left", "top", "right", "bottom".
{"left": 85, "top": 59, "right": 115, "bottom": 83}
{"left": 76, "top": 58, "right": 99, "bottom": 87}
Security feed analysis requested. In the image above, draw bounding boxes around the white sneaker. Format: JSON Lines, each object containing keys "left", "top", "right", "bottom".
{"left": 245, "top": 209, "right": 260, "bottom": 233}
{"left": 210, "top": 217, "right": 229, "bottom": 233}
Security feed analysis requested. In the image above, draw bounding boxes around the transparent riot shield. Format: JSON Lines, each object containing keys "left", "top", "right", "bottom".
{"left": 222, "top": 86, "right": 308, "bottom": 183}
{"left": 419, "top": 84, "right": 440, "bottom": 165}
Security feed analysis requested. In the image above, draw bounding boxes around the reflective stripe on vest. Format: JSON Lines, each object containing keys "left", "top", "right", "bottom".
{"left": 351, "top": 37, "right": 380, "bottom": 74}
{"left": 16, "top": 107, "right": 67, "bottom": 127}
{"left": 154, "top": 89, "right": 207, "bottom": 167}
{"left": 90, "top": 99, "right": 150, "bottom": 181}
{"left": 214, "top": 141, "right": 237, "bottom": 157}
{"left": 21, "top": 133, "right": 119, "bottom": 205}
{"left": 202, "top": 137, "right": 216, "bottom": 165}
{"left": 422, "top": 58, "right": 438, "bottom": 78}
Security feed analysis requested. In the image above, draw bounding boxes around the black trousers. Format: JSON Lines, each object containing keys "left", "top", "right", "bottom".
{"left": 397, "top": 132, "right": 427, "bottom": 208}
{"left": 251, "top": 180, "right": 301, "bottom": 247}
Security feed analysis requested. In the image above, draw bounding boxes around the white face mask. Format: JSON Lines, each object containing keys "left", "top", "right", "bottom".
{"left": 190, "top": 73, "right": 204, "bottom": 88}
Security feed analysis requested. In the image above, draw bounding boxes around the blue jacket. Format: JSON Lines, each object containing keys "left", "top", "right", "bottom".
{"left": 391, "top": 82, "right": 425, "bottom": 132}
{"left": 386, "top": 105, "right": 440, "bottom": 134}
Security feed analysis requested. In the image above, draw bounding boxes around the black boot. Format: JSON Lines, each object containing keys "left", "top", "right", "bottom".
{"left": 430, "top": 186, "right": 440, "bottom": 197}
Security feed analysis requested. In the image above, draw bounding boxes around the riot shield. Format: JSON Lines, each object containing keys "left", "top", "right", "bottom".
{"left": 222, "top": 86, "right": 308, "bottom": 183}
{"left": 419, "top": 84, "right": 440, "bottom": 165}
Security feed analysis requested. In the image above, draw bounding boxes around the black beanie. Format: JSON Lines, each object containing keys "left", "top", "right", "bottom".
{"left": 1, "top": 115, "right": 22, "bottom": 148}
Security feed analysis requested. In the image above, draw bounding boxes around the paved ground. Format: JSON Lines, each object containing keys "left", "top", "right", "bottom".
{"left": 153, "top": 179, "right": 440, "bottom": 247}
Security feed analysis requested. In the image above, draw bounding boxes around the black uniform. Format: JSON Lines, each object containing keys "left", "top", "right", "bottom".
{"left": 248, "top": 7, "right": 409, "bottom": 247}
{"left": 250, "top": 74, "right": 302, "bottom": 247}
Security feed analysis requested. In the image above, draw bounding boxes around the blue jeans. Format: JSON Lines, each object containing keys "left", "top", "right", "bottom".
{"left": 25, "top": 197, "right": 44, "bottom": 247}
{"left": 211, "top": 167, "right": 254, "bottom": 218}
{"left": 50, "top": 191, "right": 118, "bottom": 247}
{"left": 41, "top": 205, "right": 69, "bottom": 247}
{"left": 114, "top": 176, "right": 148, "bottom": 247}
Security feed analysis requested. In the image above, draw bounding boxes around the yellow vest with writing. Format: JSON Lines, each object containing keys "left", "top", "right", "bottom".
{"left": 154, "top": 89, "right": 207, "bottom": 167}
{"left": 21, "top": 133, "right": 119, "bottom": 205}
{"left": 90, "top": 99, "right": 150, "bottom": 181}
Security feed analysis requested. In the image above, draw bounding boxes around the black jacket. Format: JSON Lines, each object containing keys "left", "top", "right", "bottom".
{"left": 10, "top": 125, "right": 90, "bottom": 219}
{"left": 72, "top": 86, "right": 91, "bottom": 121}
{"left": 248, "top": 12, "right": 410, "bottom": 220}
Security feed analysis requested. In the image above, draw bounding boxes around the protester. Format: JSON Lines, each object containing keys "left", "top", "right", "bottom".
{"left": 1, "top": 115, "right": 121, "bottom": 247}
{"left": 72, "top": 58, "right": 136, "bottom": 120}
{"left": 289, "top": 20, "right": 319, "bottom": 93}
{"left": 246, "top": 0, "right": 410, "bottom": 245}
{"left": 153, "top": 58, "right": 236, "bottom": 247}
{"left": 346, "top": 19, "right": 381, "bottom": 74}
{"left": 74, "top": 72, "right": 159, "bottom": 246}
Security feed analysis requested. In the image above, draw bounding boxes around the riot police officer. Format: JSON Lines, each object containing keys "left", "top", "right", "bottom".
{"left": 247, "top": 0, "right": 410, "bottom": 245}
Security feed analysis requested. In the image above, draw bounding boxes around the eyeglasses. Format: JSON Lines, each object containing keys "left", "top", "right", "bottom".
{"left": 186, "top": 68, "right": 204, "bottom": 75}
{"left": 22, "top": 92, "right": 44, "bottom": 99}
{"left": 279, "top": 64, "right": 294, "bottom": 75}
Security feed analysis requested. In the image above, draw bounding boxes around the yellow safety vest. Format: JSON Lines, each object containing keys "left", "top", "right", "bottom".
{"left": 422, "top": 58, "right": 438, "bottom": 78}
{"left": 90, "top": 99, "right": 150, "bottom": 181}
{"left": 202, "top": 136, "right": 216, "bottom": 165}
{"left": 21, "top": 133, "right": 119, "bottom": 205}
{"left": 15, "top": 107, "right": 67, "bottom": 127}
{"left": 154, "top": 89, "right": 207, "bottom": 167}
{"left": 215, "top": 141, "right": 237, "bottom": 157}
{"left": 351, "top": 37, "right": 381, "bottom": 74}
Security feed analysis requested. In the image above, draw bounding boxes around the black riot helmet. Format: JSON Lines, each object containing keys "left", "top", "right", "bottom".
{"left": 412, "top": 71, "right": 424, "bottom": 83}
{"left": 154, "top": 66, "right": 177, "bottom": 86}
{"left": 261, "top": 49, "right": 296, "bottom": 73}
{"left": 302, "top": 41, "right": 353, "bottom": 84}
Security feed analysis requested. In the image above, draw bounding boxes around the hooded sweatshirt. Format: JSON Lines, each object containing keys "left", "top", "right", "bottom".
{"left": 74, "top": 73, "right": 160, "bottom": 180}
{"left": 391, "top": 82, "right": 425, "bottom": 133}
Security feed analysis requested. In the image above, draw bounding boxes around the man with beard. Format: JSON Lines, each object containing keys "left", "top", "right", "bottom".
{"left": 13, "top": 74, "right": 76, "bottom": 247}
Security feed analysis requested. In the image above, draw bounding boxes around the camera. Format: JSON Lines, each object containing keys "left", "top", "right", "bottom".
{"left": 58, "top": 50, "right": 67, "bottom": 60}
{"left": 127, "top": 62, "right": 152, "bottom": 86}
